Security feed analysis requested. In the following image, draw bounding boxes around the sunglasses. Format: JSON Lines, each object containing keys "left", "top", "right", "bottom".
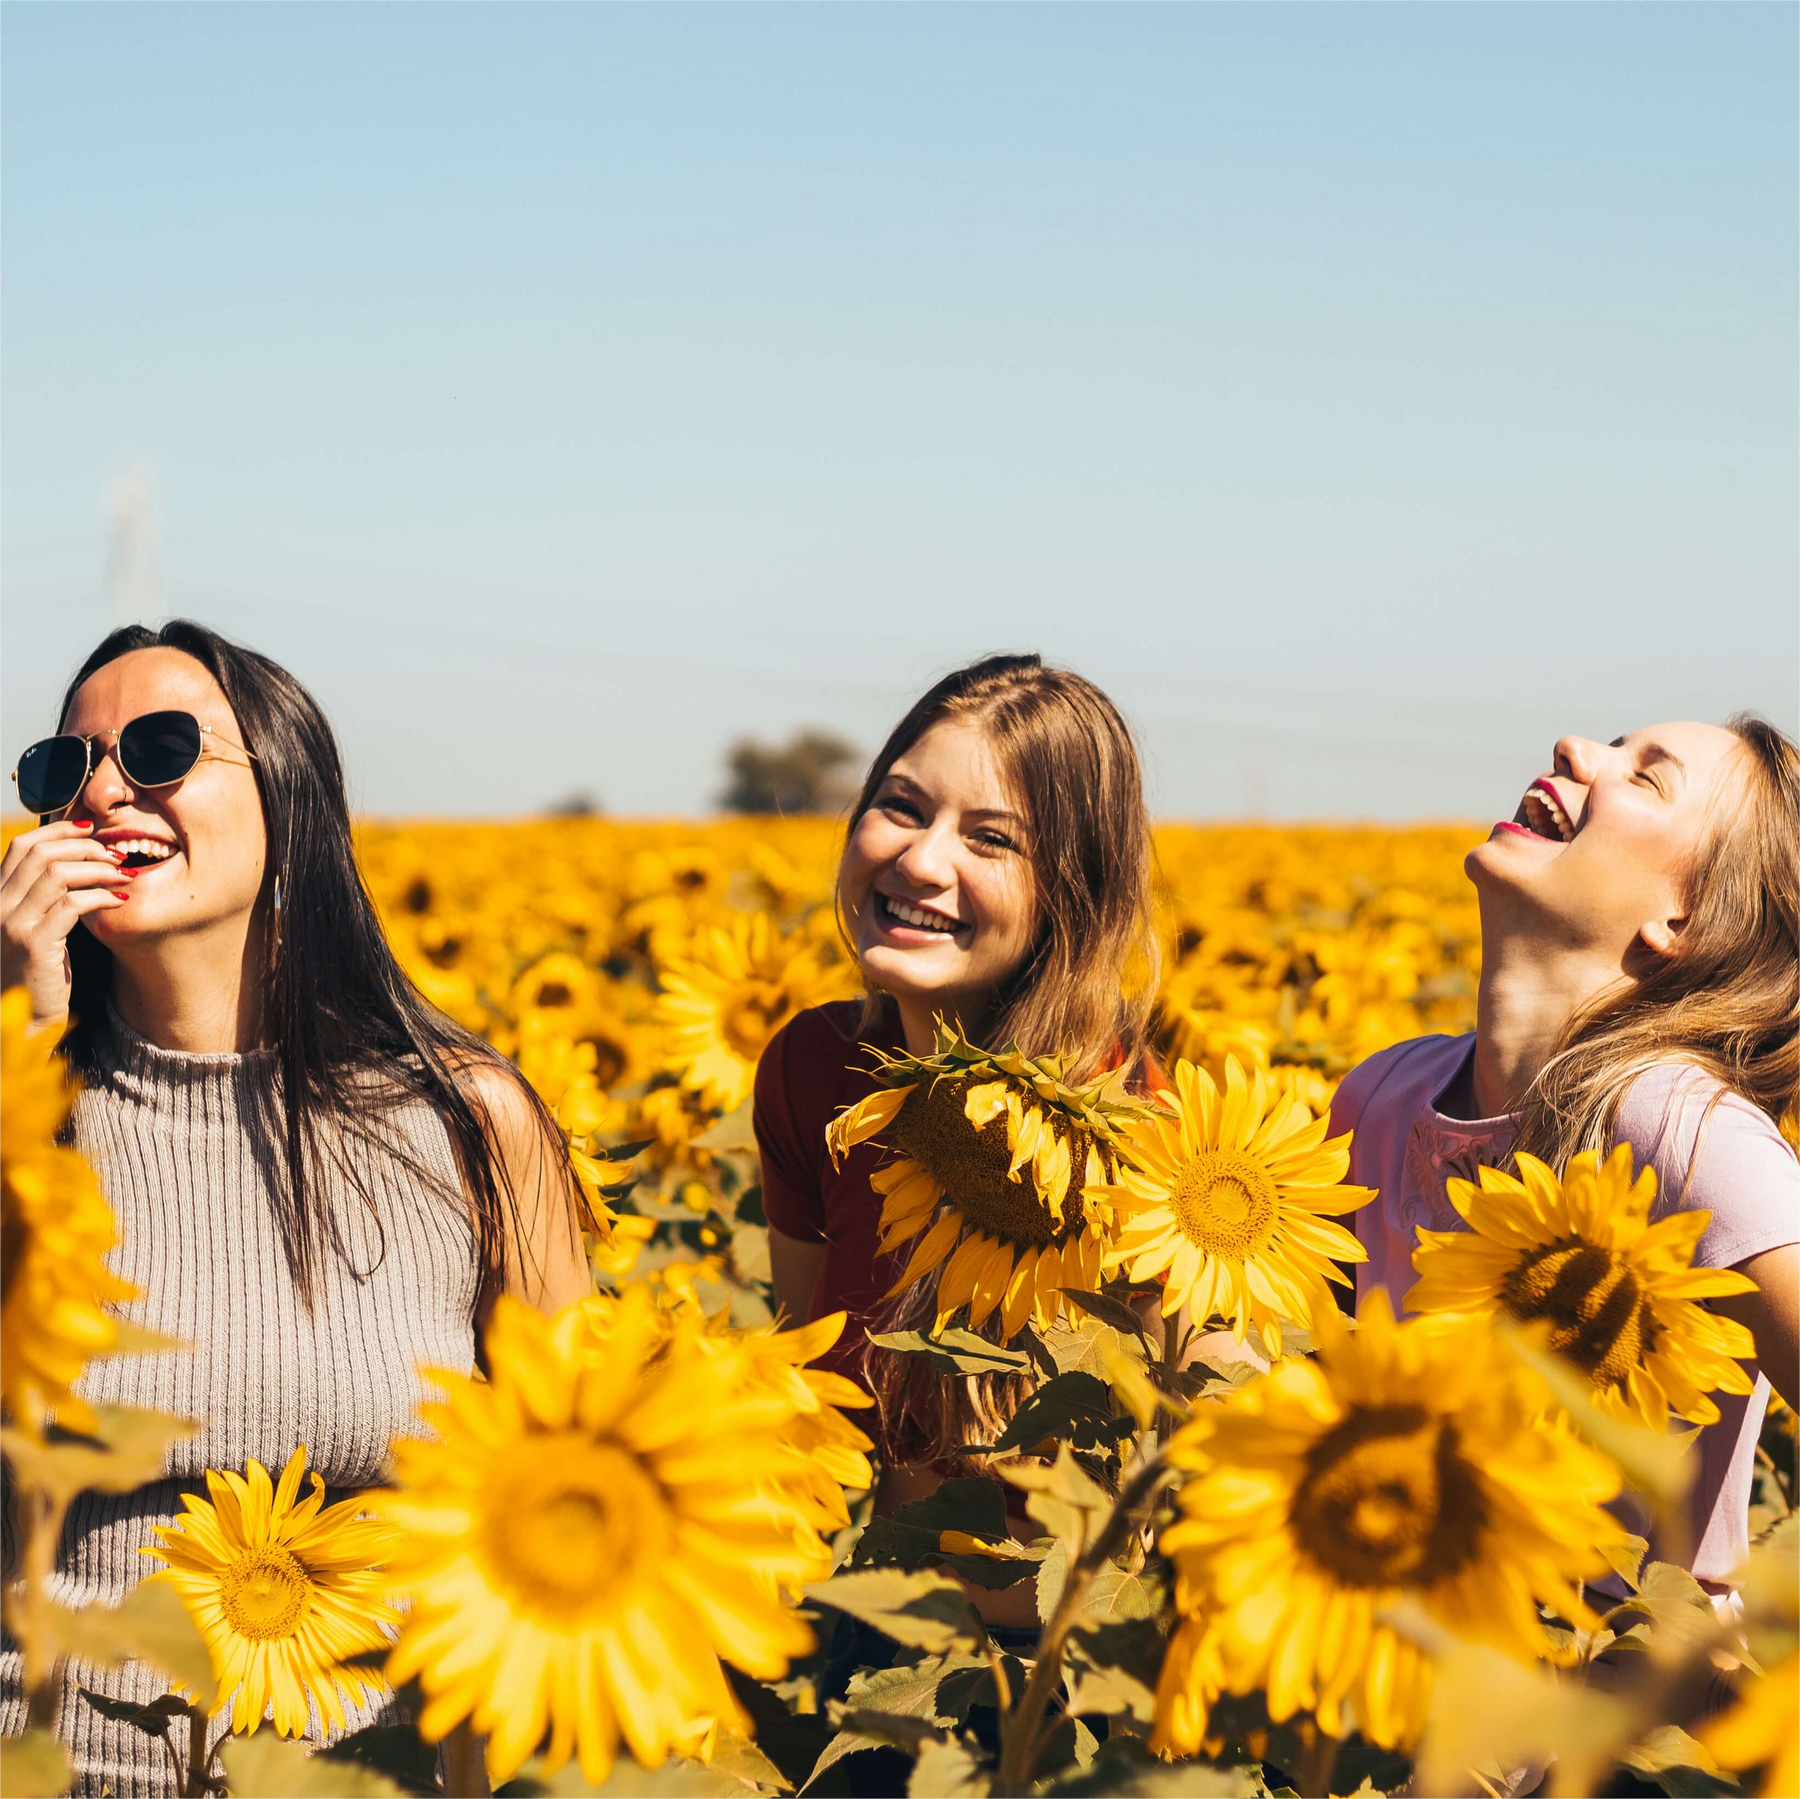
{"left": 11, "top": 710, "right": 259, "bottom": 818}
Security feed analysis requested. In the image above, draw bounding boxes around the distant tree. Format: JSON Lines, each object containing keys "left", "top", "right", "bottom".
{"left": 720, "top": 729, "right": 861, "bottom": 815}
{"left": 545, "top": 791, "right": 603, "bottom": 817}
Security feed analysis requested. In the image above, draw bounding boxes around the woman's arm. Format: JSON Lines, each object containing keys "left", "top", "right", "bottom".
{"left": 1711, "top": 1244, "right": 1798, "bottom": 1412}
{"left": 471, "top": 1064, "right": 593, "bottom": 1315}
{"left": 768, "top": 1217, "right": 828, "bottom": 1329}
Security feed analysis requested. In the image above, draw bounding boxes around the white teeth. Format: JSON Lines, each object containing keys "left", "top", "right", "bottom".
{"left": 111, "top": 837, "right": 176, "bottom": 861}
{"left": 885, "top": 897, "right": 958, "bottom": 934}
{"left": 1522, "top": 790, "right": 1574, "bottom": 843}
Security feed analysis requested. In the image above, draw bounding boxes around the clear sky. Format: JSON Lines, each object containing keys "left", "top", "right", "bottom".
{"left": 4, "top": 3, "right": 1794, "bottom": 821}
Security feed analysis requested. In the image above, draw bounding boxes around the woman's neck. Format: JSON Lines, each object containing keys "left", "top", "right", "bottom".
{"left": 109, "top": 924, "right": 270, "bottom": 1055}
{"left": 1469, "top": 907, "right": 1624, "bottom": 1119}
{"left": 893, "top": 992, "right": 988, "bottom": 1058}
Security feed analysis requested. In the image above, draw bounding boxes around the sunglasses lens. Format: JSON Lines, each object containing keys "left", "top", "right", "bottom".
{"left": 16, "top": 737, "right": 90, "bottom": 815}
{"left": 119, "top": 711, "right": 203, "bottom": 788}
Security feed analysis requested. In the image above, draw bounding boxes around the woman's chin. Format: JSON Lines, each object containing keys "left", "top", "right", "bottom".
{"left": 858, "top": 942, "right": 975, "bottom": 1005}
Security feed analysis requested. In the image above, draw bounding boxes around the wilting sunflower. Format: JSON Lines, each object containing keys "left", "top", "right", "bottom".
{"left": 827, "top": 1025, "right": 1144, "bottom": 1340}
{"left": 378, "top": 1289, "right": 824, "bottom": 1787}
{"left": 142, "top": 1446, "right": 397, "bottom": 1737}
{"left": 0, "top": 988, "right": 138, "bottom": 1438}
{"left": 658, "top": 911, "right": 854, "bottom": 1113}
{"left": 1406, "top": 1144, "right": 1758, "bottom": 1429}
{"left": 1092, "top": 1056, "right": 1373, "bottom": 1358}
{"left": 1152, "top": 1290, "right": 1628, "bottom": 1754}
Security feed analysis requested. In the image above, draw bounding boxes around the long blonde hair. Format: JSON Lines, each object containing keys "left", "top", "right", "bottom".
{"left": 840, "top": 652, "right": 1159, "bottom": 1078}
{"left": 1514, "top": 713, "right": 1799, "bottom": 1176}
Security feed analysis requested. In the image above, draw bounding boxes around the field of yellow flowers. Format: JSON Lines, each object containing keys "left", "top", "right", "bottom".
{"left": 4, "top": 817, "right": 1794, "bottom": 1799}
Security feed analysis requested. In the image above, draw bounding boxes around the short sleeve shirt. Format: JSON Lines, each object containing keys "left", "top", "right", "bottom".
{"left": 1330, "top": 1032, "right": 1799, "bottom": 1585}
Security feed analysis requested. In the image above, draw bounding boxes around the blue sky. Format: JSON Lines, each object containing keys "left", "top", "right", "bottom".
{"left": 4, "top": 4, "right": 1794, "bottom": 819}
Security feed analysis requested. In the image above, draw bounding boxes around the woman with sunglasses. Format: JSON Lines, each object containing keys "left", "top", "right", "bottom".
{"left": 1, "top": 620, "right": 589, "bottom": 1794}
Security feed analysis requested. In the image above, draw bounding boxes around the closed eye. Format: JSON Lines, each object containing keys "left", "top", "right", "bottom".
{"left": 880, "top": 796, "right": 924, "bottom": 824}
{"left": 971, "top": 829, "right": 1018, "bottom": 852}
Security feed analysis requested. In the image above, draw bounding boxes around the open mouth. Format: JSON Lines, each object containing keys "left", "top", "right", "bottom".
{"left": 875, "top": 893, "right": 962, "bottom": 937}
{"left": 1511, "top": 781, "right": 1577, "bottom": 844}
{"left": 105, "top": 835, "right": 182, "bottom": 870}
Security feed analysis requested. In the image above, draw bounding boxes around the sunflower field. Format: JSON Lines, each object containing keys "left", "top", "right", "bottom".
{"left": 2, "top": 817, "right": 1794, "bottom": 1799}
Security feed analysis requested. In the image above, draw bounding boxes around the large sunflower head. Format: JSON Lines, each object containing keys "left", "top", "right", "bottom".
{"left": 827, "top": 1023, "right": 1146, "bottom": 1341}
{"left": 1, "top": 989, "right": 138, "bottom": 1438}
{"left": 378, "top": 1288, "right": 827, "bottom": 1788}
{"left": 1153, "top": 1290, "right": 1628, "bottom": 1755}
{"left": 1091, "top": 1055, "right": 1373, "bottom": 1358}
{"left": 658, "top": 911, "right": 855, "bottom": 1113}
{"left": 1406, "top": 1143, "right": 1759, "bottom": 1429}
{"left": 141, "top": 1446, "right": 398, "bottom": 1738}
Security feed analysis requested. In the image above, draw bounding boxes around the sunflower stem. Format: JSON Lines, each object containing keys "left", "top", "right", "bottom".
{"left": 181, "top": 1701, "right": 208, "bottom": 1799}
{"left": 1296, "top": 1724, "right": 1340, "bottom": 1799}
{"left": 992, "top": 1451, "right": 1174, "bottom": 1794}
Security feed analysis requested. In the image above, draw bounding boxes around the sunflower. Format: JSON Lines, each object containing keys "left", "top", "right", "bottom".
{"left": 826, "top": 1024, "right": 1145, "bottom": 1340}
{"left": 1702, "top": 1652, "right": 1800, "bottom": 1799}
{"left": 377, "top": 1289, "right": 824, "bottom": 1787}
{"left": 658, "top": 911, "right": 854, "bottom": 1113}
{"left": 0, "top": 989, "right": 138, "bottom": 1438}
{"left": 1091, "top": 1056, "right": 1373, "bottom": 1359}
{"left": 1406, "top": 1144, "right": 1758, "bottom": 1430}
{"left": 141, "top": 1446, "right": 397, "bottom": 1737}
{"left": 1152, "top": 1290, "right": 1628, "bottom": 1755}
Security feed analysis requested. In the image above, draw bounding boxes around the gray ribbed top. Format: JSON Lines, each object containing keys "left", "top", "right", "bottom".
{"left": 1, "top": 1010, "right": 479, "bottom": 1796}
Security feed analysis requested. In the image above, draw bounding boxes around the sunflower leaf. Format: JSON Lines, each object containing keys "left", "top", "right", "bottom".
{"left": 221, "top": 1732, "right": 409, "bottom": 1796}
{"left": 906, "top": 1736, "right": 990, "bottom": 1797}
{"left": 990, "top": 1373, "right": 1134, "bottom": 1456}
{"left": 1619, "top": 1724, "right": 1730, "bottom": 1785}
{"left": 43, "top": 1580, "right": 213, "bottom": 1698}
{"left": 853, "top": 1480, "right": 1045, "bottom": 1588}
{"left": 1040, "top": 1733, "right": 1260, "bottom": 1795}
{"left": 694, "top": 1103, "right": 757, "bottom": 1152}
{"left": 0, "top": 1727, "right": 71, "bottom": 1798}
{"left": 865, "top": 1329, "right": 1032, "bottom": 1377}
{"left": 805, "top": 1569, "right": 987, "bottom": 1653}
{"left": 1003, "top": 1445, "right": 1111, "bottom": 1551}
{"left": 74, "top": 1687, "right": 192, "bottom": 1739}
{"left": 1057, "top": 1287, "right": 1151, "bottom": 1343}
{"left": 1, "top": 1405, "right": 200, "bottom": 1505}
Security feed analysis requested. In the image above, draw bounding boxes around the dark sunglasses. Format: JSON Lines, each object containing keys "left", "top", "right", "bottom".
{"left": 11, "top": 710, "right": 258, "bottom": 818}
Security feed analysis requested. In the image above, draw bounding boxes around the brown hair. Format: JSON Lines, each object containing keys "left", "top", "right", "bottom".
{"left": 840, "top": 652, "right": 1159, "bottom": 1080}
{"left": 1514, "top": 713, "right": 1800, "bottom": 1176}
{"left": 840, "top": 653, "right": 1160, "bottom": 1461}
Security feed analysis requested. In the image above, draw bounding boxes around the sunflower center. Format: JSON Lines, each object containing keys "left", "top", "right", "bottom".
{"left": 481, "top": 1436, "right": 673, "bottom": 1623}
{"left": 1499, "top": 1240, "right": 1652, "bottom": 1392}
{"left": 220, "top": 1546, "right": 311, "bottom": 1641}
{"left": 1169, "top": 1152, "right": 1278, "bottom": 1260}
{"left": 890, "top": 1080, "right": 1086, "bottom": 1250}
{"left": 723, "top": 983, "right": 792, "bottom": 1061}
{"left": 1291, "top": 1404, "right": 1486, "bottom": 1589}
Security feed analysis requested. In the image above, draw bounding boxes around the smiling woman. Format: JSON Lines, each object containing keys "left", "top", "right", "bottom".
{"left": 0, "top": 620, "right": 590, "bottom": 1794}
{"left": 1330, "top": 715, "right": 1800, "bottom": 1592}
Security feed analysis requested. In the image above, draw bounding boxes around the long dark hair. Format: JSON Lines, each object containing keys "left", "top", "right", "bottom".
{"left": 57, "top": 619, "right": 570, "bottom": 1304}
{"left": 840, "top": 652, "right": 1160, "bottom": 1082}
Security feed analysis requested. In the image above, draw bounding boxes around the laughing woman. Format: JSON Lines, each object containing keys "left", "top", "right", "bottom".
{"left": 0, "top": 621, "right": 589, "bottom": 1794}
{"left": 753, "top": 653, "right": 1160, "bottom": 1623}
{"left": 1332, "top": 717, "right": 1799, "bottom": 1588}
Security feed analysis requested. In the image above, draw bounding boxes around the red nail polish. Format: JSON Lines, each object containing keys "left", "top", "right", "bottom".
{"left": 113, "top": 890, "right": 130, "bottom": 900}
{"left": 75, "top": 821, "right": 94, "bottom": 832}
{"left": 118, "top": 865, "right": 140, "bottom": 877}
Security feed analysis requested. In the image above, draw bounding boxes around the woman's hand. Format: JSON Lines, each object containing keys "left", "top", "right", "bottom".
{"left": 0, "top": 821, "right": 126, "bottom": 1030}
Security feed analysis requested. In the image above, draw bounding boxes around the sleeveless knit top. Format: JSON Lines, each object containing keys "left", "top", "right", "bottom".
{"left": 0, "top": 1011, "right": 480, "bottom": 1797}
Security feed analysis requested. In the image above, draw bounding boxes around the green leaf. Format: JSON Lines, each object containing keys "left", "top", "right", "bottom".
{"left": 1, "top": 1405, "right": 201, "bottom": 1506}
{"left": 44, "top": 1580, "right": 214, "bottom": 1699}
{"left": 0, "top": 1728, "right": 71, "bottom": 1798}
{"left": 1601, "top": 1532, "right": 1650, "bottom": 1591}
{"left": 865, "top": 1329, "right": 1032, "bottom": 1377}
{"left": 1057, "top": 1287, "right": 1151, "bottom": 1343}
{"left": 804, "top": 1569, "right": 987, "bottom": 1654}
{"left": 1620, "top": 1725, "right": 1731, "bottom": 1785}
{"left": 1076, "top": 1566, "right": 1163, "bottom": 1625}
{"left": 318, "top": 1724, "right": 443, "bottom": 1796}
{"left": 695, "top": 1104, "right": 757, "bottom": 1153}
{"left": 221, "top": 1732, "right": 410, "bottom": 1796}
{"left": 75, "top": 1687, "right": 191, "bottom": 1738}
{"left": 709, "top": 1732, "right": 794, "bottom": 1794}
{"left": 1002, "top": 1445, "right": 1111, "bottom": 1549}
{"left": 1036, "top": 1539, "right": 1069, "bottom": 1622}
{"left": 853, "top": 1479, "right": 1010, "bottom": 1572}
{"left": 842, "top": 1655, "right": 993, "bottom": 1727}
{"left": 1041, "top": 1734, "right": 1260, "bottom": 1795}
{"left": 991, "top": 1373, "right": 1134, "bottom": 1456}
{"left": 906, "top": 1738, "right": 989, "bottom": 1798}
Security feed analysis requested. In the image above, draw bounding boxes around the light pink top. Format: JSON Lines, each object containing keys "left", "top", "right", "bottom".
{"left": 1330, "top": 1033, "right": 1798, "bottom": 1586}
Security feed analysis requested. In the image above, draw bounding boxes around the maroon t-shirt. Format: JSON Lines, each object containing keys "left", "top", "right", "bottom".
{"left": 754, "top": 1001, "right": 903, "bottom": 1387}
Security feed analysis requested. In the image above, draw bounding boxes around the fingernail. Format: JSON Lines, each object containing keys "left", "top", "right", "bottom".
{"left": 113, "top": 890, "right": 130, "bottom": 900}
{"left": 75, "top": 821, "right": 94, "bottom": 832}
{"left": 118, "top": 865, "right": 140, "bottom": 877}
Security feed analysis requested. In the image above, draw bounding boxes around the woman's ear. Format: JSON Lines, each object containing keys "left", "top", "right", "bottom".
{"left": 1637, "top": 914, "right": 1687, "bottom": 962}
